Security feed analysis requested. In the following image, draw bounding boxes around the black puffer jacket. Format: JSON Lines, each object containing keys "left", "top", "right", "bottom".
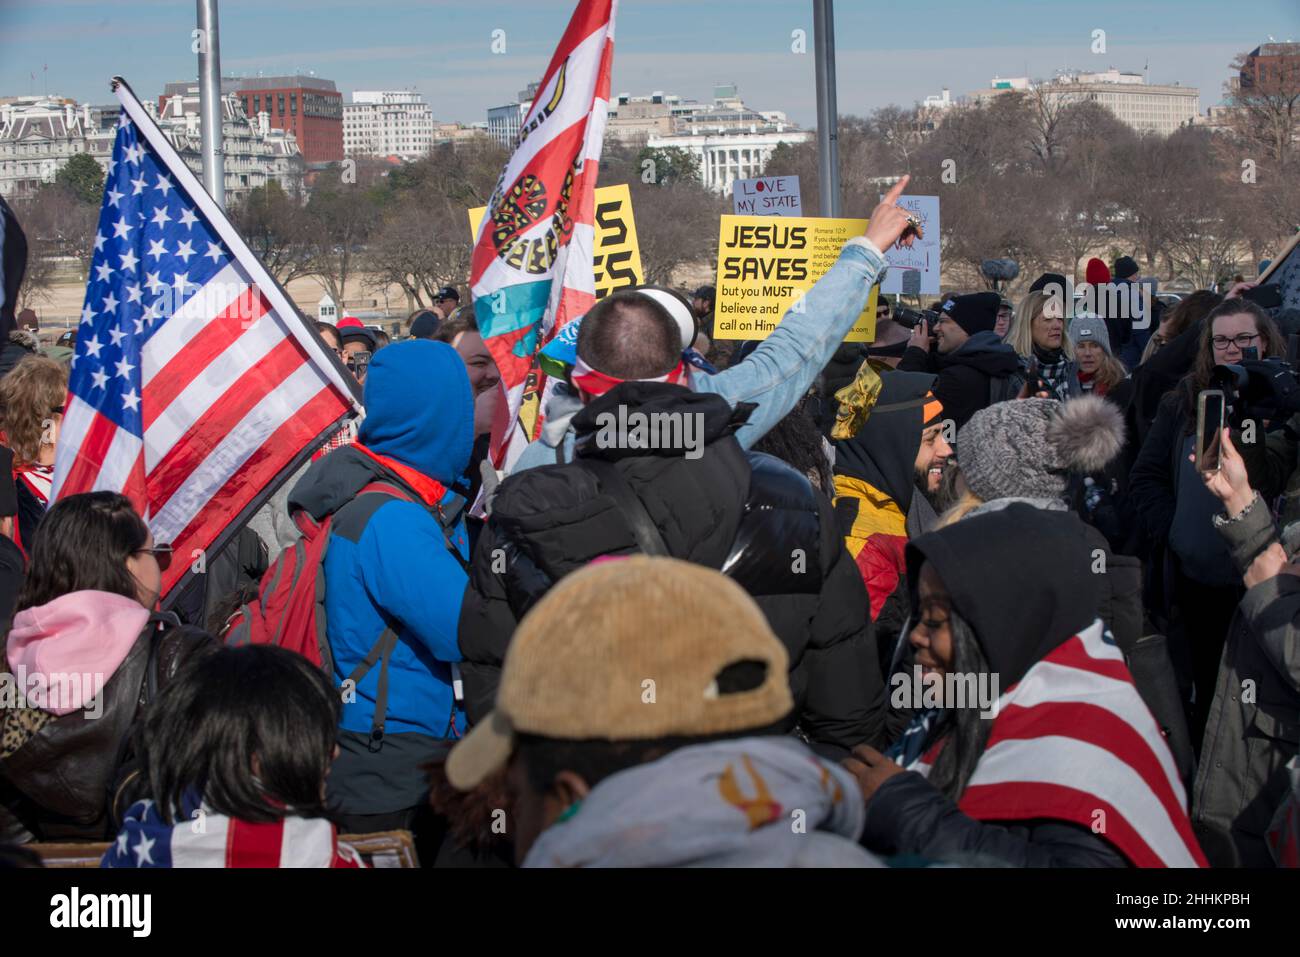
{"left": 458, "top": 381, "right": 886, "bottom": 757}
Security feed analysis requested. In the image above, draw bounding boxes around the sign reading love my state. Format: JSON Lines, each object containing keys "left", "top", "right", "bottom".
{"left": 712, "top": 214, "right": 878, "bottom": 342}
{"left": 732, "top": 175, "right": 802, "bottom": 217}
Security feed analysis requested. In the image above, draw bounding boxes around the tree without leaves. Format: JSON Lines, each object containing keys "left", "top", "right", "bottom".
{"left": 301, "top": 169, "right": 381, "bottom": 307}
{"left": 363, "top": 195, "right": 470, "bottom": 311}
{"left": 1224, "top": 50, "right": 1300, "bottom": 174}
{"left": 229, "top": 181, "right": 312, "bottom": 286}
{"left": 12, "top": 183, "right": 99, "bottom": 308}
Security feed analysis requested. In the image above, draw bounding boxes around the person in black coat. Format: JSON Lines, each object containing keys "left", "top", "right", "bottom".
{"left": 1128, "top": 299, "right": 1292, "bottom": 745}
{"left": 458, "top": 295, "right": 886, "bottom": 760}
{"left": 843, "top": 505, "right": 1205, "bottom": 867}
{"left": 897, "top": 292, "right": 1021, "bottom": 430}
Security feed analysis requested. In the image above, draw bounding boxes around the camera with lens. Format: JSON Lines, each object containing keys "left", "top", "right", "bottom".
{"left": 891, "top": 305, "right": 939, "bottom": 330}
{"left": 1210, "top": 345, "right": 1300, "bottom": 425}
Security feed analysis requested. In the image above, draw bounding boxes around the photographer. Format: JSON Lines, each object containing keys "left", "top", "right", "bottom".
{"left": 1129, "top": 299, "right": 1293, "bottom": 746}
{"left": 1191, "top": 427, "right": 1300, "bottom": 866}
{"left": 898, "top": 292, "right": 1021, "bottom": 430}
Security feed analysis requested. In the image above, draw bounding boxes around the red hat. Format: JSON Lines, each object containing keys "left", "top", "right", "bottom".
{"left": 337, "top": 315, "right": 365, "bottom": 330}
{"left": 1084, "top": 258, "right": 1110, "bottom": 285}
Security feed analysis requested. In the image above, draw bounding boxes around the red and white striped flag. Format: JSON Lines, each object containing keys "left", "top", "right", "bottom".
{"left": 469, "top": 0, "right": 616, "bottom": 473}
{"left": 920, "top": 621, "right": 1208, "bottom": 867}
{"left": 53, "top": 78, "right": 362, "bottom": 596}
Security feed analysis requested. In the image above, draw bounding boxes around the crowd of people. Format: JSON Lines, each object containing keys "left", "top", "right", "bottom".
{"left": 0, "top": 179, "right": 1297, "bottom": 870}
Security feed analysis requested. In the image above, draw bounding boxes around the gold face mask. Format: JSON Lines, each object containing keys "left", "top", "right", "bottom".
{"left": 831, "top": 361, "right": 884, "bottom": 440}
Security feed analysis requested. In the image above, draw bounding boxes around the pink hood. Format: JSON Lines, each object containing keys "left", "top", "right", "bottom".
{"left": 6, "top": 590, "right": 150, "bottom": 715}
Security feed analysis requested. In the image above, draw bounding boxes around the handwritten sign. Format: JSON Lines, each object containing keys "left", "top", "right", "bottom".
{"left": 879, "top": 194, "right": 940, "bottom": 296}
{"left": 732, "top": 176, "right": 802, "bottom": 217}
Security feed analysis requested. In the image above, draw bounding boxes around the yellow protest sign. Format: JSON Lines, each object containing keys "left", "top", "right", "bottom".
{"left": 468, "top": 183, "right": 644, "bottom": 300}
{"left": 713, "top": 215, "right": 878, "bottom": 341}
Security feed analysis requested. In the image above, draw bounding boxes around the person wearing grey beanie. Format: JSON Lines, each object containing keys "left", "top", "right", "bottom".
{"left": 1068, "top": 316, "right": 1127, "bottom": 398}
{"left": 952, "top": 396, "right": 1125, "bottom": 511}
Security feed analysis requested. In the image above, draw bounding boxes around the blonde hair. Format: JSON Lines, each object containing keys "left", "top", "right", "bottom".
{"left": 937, "top": 490, "right": 985, "bottom": 528}
{"left": 1009, "top": 290, "right": 1075, "bottom": 362}
{"left": 1075, "top": 341, "right": 1127, "bottom": 392}
{"left": 0, "top": 355, "right": 68, "bottom": 464}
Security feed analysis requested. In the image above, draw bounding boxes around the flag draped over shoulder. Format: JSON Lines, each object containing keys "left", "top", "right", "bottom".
{"left": 469, "top": 0, "right": 617, "bottom": 473}
{"left": 918, "top": 621, "right": 1208, "bottom": 868}
{"left": 53, "top": 78, "right": 362, "bottom": 597}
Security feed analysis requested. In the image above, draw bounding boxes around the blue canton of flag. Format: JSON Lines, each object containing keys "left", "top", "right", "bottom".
{"left": 72, "top": 111, "right": 231, "bottom": 440}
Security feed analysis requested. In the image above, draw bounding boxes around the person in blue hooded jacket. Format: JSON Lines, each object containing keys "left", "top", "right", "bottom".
{"left": 286, "top": 339, "right": 474, "bottom": 838}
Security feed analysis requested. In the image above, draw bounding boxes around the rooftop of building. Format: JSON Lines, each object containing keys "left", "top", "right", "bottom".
{"left": 162, "top": 75, "right": 339, "bottom": 98}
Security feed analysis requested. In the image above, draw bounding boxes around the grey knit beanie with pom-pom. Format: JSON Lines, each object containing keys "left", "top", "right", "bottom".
{"left": 955, "top": 396, "right": 1124, "bottom": 503}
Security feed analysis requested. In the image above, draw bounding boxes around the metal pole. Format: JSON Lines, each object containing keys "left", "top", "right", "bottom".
{"left": 197, "top": 0, "right": 225, "bottom": 208}
{"left": 813, "top": 0, "right": 840, "bottom": 217}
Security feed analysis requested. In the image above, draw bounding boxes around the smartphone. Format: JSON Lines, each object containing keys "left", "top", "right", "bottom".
{"left": 347, "top": 350, "right": 372, "bottom": 377}
{"left": 1196, "top": 389, "right": 1226, "bottom": 473}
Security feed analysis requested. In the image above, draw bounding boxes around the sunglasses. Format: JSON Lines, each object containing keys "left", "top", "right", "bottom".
{"left": 137, "top": 543, "right": 173, "bottom": 571}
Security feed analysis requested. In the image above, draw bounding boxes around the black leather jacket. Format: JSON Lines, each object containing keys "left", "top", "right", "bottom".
{"left": 0, "top": 612, "right": 214, "bottom": 843}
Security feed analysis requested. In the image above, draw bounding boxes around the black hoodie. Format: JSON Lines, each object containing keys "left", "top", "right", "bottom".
{"left": 860, "top": 504, "right": 1127, "bottom": 867}
{"left": 833, "top": 370, "right": 937, "bottom": 516}
{"left": 899, "top": 330, "right": 1021, "bottom": 430}
{"left": 904, "top": 503, "right": 1101, "bottom": 687}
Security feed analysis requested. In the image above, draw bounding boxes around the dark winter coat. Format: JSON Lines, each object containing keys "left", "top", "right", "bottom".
{"left": 0, "top": 330, "right": 37, "bottom": 380}
{"left": 863, "top": 772, "right": 1128, "bottom": 866}
{"left": 866, "top": 505, "right": 1135, "bottom": 866}
{"left": 1192, "top": 501, "right": 1300, "bottom": 867}
{"left": 458, "top": 381, "right": 887, "bottom": 758}
{"left": 897, "top": 332, "right": 1021, "bottom": 430}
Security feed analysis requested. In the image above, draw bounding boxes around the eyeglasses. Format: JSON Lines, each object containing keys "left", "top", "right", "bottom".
{"left": 1212, "top": 333, "right": 1260, "bottom": 350}
{"left": 137, "top": 543, "right": 173, "bottom": 571}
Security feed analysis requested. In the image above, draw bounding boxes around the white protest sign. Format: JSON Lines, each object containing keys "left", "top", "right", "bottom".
{"left": 880, "top": 194, "right": 940, "bottom": 295}
{"left": 732, "top": 175, "right": 802, "bottom": 217}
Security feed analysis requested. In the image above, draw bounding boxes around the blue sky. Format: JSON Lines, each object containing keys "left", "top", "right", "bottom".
{"left": 2, "top": 0, "right": 1297, "bottom": 125}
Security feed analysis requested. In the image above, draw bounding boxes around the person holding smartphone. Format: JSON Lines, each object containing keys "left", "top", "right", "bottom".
{"left": 1191, "top": 426, "right": 1300, "bottom": 866}
{"left": 1128, "top": 299, "right": 1291, "bottom": 748}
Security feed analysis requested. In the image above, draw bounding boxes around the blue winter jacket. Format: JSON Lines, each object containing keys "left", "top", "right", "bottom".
{"left": 289, "top": 340, "right": 474, "bottom": 744}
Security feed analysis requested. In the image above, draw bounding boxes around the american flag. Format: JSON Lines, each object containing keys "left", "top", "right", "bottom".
{"left": 53, "top": 78, "right": 361, "bottom": 596}
{"left": 102, "top": 799, "right": 364, "bottom": 868}
{"left": 917, "top": 621, "right": 1208, "bottom": 868}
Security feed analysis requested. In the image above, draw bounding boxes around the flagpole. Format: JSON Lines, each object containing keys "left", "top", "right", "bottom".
{"left": 197, "top": 0, "right": 225, "bottom": 209}
{"left": 813, "top": 0, "right": 840, "bottom": 217}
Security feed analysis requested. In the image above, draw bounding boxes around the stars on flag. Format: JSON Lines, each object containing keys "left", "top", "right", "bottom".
{"left": 73, "top": 105, "right": 236, "bottom": 439}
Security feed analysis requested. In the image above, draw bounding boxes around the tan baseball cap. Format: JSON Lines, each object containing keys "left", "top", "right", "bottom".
{"left": 446, "top": 555, "right": 793, "bottom": 791}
